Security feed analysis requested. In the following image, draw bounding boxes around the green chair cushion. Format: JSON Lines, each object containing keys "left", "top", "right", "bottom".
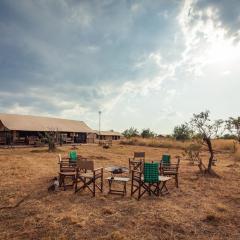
{"left": 162, "top": 154, "right": 171, "bottom": 166}
{"left": 144, "top": 162, "right": 159, "bottom": 183}
{"left": 69, "top": 151, "right": 77, "bottom": 161}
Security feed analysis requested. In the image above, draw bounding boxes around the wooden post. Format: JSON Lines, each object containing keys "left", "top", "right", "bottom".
{"left": 12, "top": 130, "right": 17, "bottom": 145}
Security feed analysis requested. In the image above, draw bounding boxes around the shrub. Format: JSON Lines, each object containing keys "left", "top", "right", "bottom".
{"left": 173, "top": 124, "right": 192, "bottom": 141}
{"left": 140, "top": 128, "right": 155, "bottom": 138}
{"left": 122, "top": 127, "right": 139, "bottom": 139}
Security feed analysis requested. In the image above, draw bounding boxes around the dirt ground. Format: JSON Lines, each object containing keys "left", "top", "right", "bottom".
{"left": 0, "top": 144, "right": 239, "bottom": 240}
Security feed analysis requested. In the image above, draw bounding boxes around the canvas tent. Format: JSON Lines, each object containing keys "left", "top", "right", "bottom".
{"left": 0, "top": 113, "right": 94, "bottom": 145}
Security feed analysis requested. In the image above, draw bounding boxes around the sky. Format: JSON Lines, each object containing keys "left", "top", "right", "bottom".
{"left": 0, "top": 0, "right": 240, "bottom": 134}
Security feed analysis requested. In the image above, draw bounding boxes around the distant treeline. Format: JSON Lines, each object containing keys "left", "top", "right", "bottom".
{"left": 122, "top": 113, "right": 240, "bottom": 143}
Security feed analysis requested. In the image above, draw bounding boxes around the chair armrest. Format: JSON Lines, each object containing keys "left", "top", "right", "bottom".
{"left": 94, "top": 167, "right": 103, "bottom": 172}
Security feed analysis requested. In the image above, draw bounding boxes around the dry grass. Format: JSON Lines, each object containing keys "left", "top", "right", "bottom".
{"left": 0, "top": 143, "right": 239, "bottom": 240}
{"left": 120, "top": 137, "right": 191, "bottom": 150}
{"left": 121, "top": 138, "right": 237, "bottom": 154}
{"left": 212, "top": 139, "right": 236, "bottom": 152}
{"left": 233, "top": 147, "right": 240, "bottom": 162}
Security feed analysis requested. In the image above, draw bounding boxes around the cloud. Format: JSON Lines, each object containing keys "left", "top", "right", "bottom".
{"left": 185, "top": 0, "right": 240, "bottom": 42}
{"left": 0, "top": 0, "right": 240, "bottom": 132}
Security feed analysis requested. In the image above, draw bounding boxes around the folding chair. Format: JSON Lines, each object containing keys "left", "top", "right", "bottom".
{"left": 58, "top": 154, "right": 76, "bottom": 190}
{"left": 160, "top": 156, "right": 180, "bottom": 188}
{"left": 75, "top": 158, "right": 103, "bottom": 197}
{"left": 129, "top": 152, "right": 145, "bottom": 171}
{"left": 131, "top": 162, "right": 161, "bottom": 200}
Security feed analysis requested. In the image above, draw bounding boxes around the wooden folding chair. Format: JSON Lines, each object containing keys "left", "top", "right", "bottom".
{"left": 160, "top": 156, "right": 180, "bottom": 188}
{"left": 75, "top": 158, "right": 103, "bottom": 197}
{"left": 129, "top": 152, "right": 145, "bottom": 171}
{"left": 131, "top": 162, "right": 161, "bottom": 200}
{"left": 58, "top": 154, "right": 76, "bottom": 190}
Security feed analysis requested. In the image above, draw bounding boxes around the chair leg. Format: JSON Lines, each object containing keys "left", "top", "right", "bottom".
{"left": 175, "top": 174, "right": 179, "bottom": 188}
{"left": 157, "top": 182, "right": 160, "bottom": 196}
{"left": 138, "top": 182, "right": 141, "bottom": 200}
{"left": 131, "top": 179, "right": 133, "bottom": 196}
{"left": 124, "top": 182, "right": 127, "bottom": 195}
{"left": 62, "top": 176, "right": 66, "bottom": 191}
{"left": 59, "top": 174, "right": 62, "bottom": 187}
{"left": 101, "top": 170, "right": 103, "bottom": 192}
{"left": 131, "top": 172, "right": 134, "bottom": 196}
{"left": 146, "top": 183, "right": 150, "bottom": 196}
{"left": 93, "top": 180, "right": 96, "bottom": 197}
{"left": 75, "top": 177, "right": 78, "bottom": 193}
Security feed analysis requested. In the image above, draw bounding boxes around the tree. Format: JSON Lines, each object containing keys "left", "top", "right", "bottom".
{"left": 46, "top": 131, "right": 57, "bottom": 152}
{"left": 38, "top": 131, "right": 57, "bottom": 152}
{"left": 226, "top": 117, "right": 240, "bottom": 143}
{"left": 122, "top": 127, "right": 139, "bottom": 139}
{"left": 173, "top": 124, "right": 192, "bottom": 141}
{"left": 188, "top": 110, "right": 224, "bottom": 175}
{"left": 141, "top": 128, "right": 155, "bottom": 138}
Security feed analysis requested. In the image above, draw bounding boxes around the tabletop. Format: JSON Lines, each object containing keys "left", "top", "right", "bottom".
{"left": 105, "top": 166, "right": 129, "bottom": 174}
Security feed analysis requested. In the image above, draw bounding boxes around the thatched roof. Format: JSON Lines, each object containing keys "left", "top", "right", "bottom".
{"left": 0, "top": 113, "right": 93, "bottom": 133}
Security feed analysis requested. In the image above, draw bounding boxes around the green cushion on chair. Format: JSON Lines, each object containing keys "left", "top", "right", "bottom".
{"left": 144, "top": 162, "right": 159, "bottom": 183}
{"left": 69, "top": 151, "right": 77, "bottom": 161}
{"left": 162, "top": 154, "right": 171, "bottom": 165}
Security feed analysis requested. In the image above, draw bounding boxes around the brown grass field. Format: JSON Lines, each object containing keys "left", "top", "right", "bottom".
{"left": 0, "top": 141, "right": 240, "bottom": 240}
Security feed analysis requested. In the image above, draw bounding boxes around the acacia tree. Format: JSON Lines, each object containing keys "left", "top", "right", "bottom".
{"left": 38, "top": 130, "right": 57, "bottom": 152}
{"left": 45, "top": 131, "right": 57, "bottom": 152}
{"left": 226, "top": 117, "right": 240, "bottom": 143}
{"left": 189, "top": 111, "right": 224, "bottom": 175}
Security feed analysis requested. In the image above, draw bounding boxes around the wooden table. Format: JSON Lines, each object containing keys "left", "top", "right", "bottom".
{"left": 105, "top": 166, "right": 130, "bottom": 195}
{"left": 106, "top": 176, "right": 130, "bottom": 196}
{"left": 158, "top": 176, "right": 172, "bottom": 195}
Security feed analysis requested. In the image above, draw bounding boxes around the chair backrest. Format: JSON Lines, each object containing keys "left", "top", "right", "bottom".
{"left": 59, "top": 154, "right": 75, "bottom": 172}
{"left": 175, "top": 156, "right": 180, "bottom": 169}
{"left": 134, "top": 152, "right": 145, "bottom": 159}
{"left": 69, "top": 151, "right": 77, "bottom": 161}
{"left": 144, "top": 162, "right": 159, "bottom": 183}
{"left": 129, "top": 158, "right": 144, "bottom": 171}
{"left": 77, "top": 158, "right": 94, "bottom": 171}
{"left": 162, "top": 154, "right": 171, "bottom": 165}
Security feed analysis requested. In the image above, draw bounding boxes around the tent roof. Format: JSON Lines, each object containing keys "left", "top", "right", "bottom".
{"left": 93, "top": 130, "right": 122, "bottom": 136}
{"left": 0, "top": 113, "right": 93, "bottom": 133}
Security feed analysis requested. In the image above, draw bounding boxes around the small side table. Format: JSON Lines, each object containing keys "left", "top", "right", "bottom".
{"left": 159, "top": 176, "right": 172, "bottom": 195}
{"left": 106, "top": 177, "right": 130, "bottom": 196}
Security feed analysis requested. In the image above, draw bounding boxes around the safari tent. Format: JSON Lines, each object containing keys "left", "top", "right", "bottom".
{"left": 0, "top": 113, "right": 93, "bottom": 145}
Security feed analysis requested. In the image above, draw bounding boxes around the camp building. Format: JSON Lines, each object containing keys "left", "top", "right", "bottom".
{"left": 0, "top": 113, "right": 94, "bottom": 145}
{"left": 87, "top": 130, "right": 122, "bottom": 143}
{"left": 0, "top": 113, "right": 122, "bottom": 145}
